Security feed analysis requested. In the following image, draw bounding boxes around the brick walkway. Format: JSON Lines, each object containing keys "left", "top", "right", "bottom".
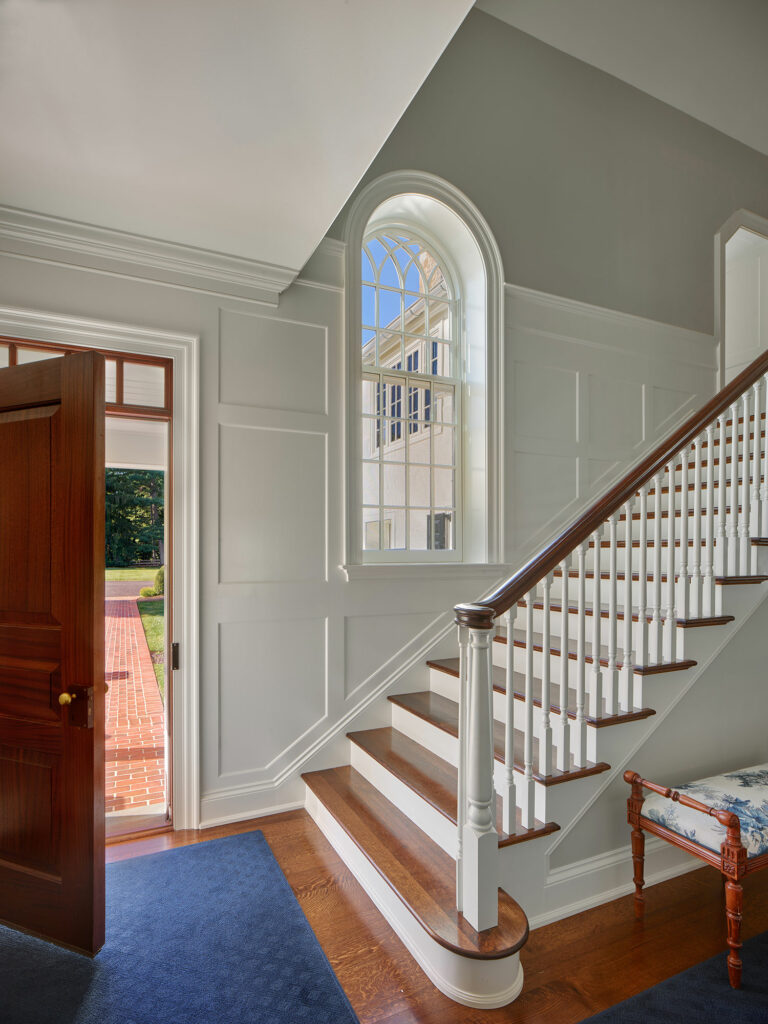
{"left": 105, "top": 595, "right": 166, "bottom": 813}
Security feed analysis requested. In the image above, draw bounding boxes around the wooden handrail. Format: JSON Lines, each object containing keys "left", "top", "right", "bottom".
{"left": 456, "top": 346, "right": 768, "bottom": 627}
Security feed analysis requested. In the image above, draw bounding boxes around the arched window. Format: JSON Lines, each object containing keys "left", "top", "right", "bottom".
{"left": 344, "top": 171, "right": 504, "bottom": 568}
{"left": 361, "top": 231, "right": 460, "bottom": 554}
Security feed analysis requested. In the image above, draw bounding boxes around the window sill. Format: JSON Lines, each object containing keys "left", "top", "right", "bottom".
{"left": 339, "top": 562, "right": 513, "bottom": 582}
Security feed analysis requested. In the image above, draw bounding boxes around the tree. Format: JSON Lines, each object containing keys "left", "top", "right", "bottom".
{"left": 105, "top": 469, "right": 165, "bottom": 567}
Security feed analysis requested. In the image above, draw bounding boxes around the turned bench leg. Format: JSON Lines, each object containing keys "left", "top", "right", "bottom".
{"left": 724, "top": 878, "right": 743, "bottom": 989}
{"left": 631, "top": 823, "right": 646, "bottom": 919}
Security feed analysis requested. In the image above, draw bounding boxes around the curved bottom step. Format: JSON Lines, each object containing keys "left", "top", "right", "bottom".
{"left": 304, "top": 766, "right": 527, "bottom": 1009}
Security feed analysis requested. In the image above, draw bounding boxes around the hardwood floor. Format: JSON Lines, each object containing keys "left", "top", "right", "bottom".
{"left": 108, "top": 809, "right": 768, "bottom": 1023}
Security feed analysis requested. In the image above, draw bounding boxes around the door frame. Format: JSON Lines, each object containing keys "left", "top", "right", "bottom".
{"left": 0, "top": 304, "right": 200, "bottom": 829}
{"left": 714, "top": 208, "right": 768, "bottom": 390}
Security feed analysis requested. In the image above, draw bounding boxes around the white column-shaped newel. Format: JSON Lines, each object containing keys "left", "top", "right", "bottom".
{"left": 521, "top": 594, "right": 536, "bottom": 829}
{"left": 501, "top": 607, "right": 517, "bottom": 835}
{"left": 650, "top": 473, "right": 663, "bottom": 662}
{"left": 557, "top": 556, "right": 571, "bottom": 771}
{"left": 605, "top": 515, "right": 619, "bottom": 715}
{"left": 716, "top": 414, "right": 728, "bottom": 577}
{"left": 637, "top": 483, "right": 649, "bottom": 668}
{"left": 456, "top": 623, "right": 469, "bottom": 911}
{"left": 664, "top": 461, "right": 677, "bottom": 662}
{"left": 691, "top": 437, "right": 703, "bottom": 616}
{"left": 455, "top": 604, "right": 498, "bottom": 933}
{"left": 741, "top": 391, "right": 752, "bottom": 572}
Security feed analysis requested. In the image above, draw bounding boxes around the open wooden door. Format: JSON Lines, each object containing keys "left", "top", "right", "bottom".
{"left": 0, "top": 351, "right": 105, "bottom": 955}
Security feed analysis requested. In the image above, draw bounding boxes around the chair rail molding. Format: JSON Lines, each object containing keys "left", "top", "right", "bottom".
{"left": 0, "top": 303, "right": 201, "bottom": 830}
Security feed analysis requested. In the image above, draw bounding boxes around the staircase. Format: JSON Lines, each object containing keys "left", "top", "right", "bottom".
{"left": 304, "top": 352, "right": 768, "bottom": 1008}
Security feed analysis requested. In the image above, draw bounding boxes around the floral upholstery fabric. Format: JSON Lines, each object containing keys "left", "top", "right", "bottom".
{"left": 642, "top": 764, "right": 768, "bottom": 858}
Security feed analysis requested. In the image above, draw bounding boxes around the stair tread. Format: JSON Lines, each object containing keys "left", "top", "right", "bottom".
{"left": 348, "top": 727, "right": 560, "bottom": 847}
{"left": 427, "top": 658, "right": 655, "bottom": 728}
{"left": 303, "top": 765, "right": 529, "bottom": 956}
{"left": 716, "top": 574, "right": 768, "bottom": 584}
{"left": 494, "top": 629, "right": 696, "bottom": 676}
{"left": 517, "top": 597, "right": 734, "bottom": 630}
{"left": 389, "top": 691, "right": 610, "bottom": 785}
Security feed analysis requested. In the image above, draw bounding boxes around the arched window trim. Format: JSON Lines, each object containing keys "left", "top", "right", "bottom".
{"left": 343, "top": 170, "right": 505, "bottom": 571}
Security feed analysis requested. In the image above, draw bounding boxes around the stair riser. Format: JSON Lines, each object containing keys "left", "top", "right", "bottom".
{"left": 304, "top": 787, "right": 525, "bottom": 1009}
{"left": 546, "top": 573, "right": 727, "bottom": 614}
{"left": 349, "top": 741, "right": 457, "bottom": 858}
{"left": 495, "top": 640, "right": 680, "bottom": 682}
{"left": 390, "top": 701, "right": 551, "bottom": 821}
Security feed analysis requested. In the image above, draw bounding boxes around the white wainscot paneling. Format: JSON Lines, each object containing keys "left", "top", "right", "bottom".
{"left": 651, "top": 384, "right": 695, "bottom": 434}
{"left": 219, "top": 308, "right": 327, "bottom": 414}
{"left": 512, "top": 452, "right": 578, "bottom": 538}
{"left": 587, "top": 458, "right": 618, "bottom": 490}
{"left": 219, "top": 424, "right": 326, "bottom": 583}
{"left": 513, "top": 361, "right": 577, "bottom": 442}
{"left": 587, "top": 375, "right": 643, "bottom": 450}
{"left": 345, "top": 611, "right": 442, "bottom": 699}
{"left": 218, "top": 617, "right": 327, "bottom": 777}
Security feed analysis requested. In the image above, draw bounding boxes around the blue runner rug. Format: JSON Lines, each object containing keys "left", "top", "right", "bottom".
{"left": 579, "top": 928, "right": 768, "bottom": 1023}
{"left": 0, "top": 831, "right": 359, "bottom": 1024}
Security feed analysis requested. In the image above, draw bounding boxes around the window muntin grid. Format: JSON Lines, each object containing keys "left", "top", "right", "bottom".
{"left": 361, "top": 232, "right": 459, "bottom": 554}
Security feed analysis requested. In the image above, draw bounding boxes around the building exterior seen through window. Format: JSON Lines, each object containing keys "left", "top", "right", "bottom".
{"left": 361, "top": 232, "right": 459, "bottom": 554}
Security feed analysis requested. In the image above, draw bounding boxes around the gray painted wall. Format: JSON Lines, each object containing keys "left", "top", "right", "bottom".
{"left": 328, "top": 10, "right": 768, "bottom": 336}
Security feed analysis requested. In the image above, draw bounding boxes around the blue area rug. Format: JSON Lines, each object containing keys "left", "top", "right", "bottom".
{"left": 580, "top": 928, "right": 768, "bottom": 1023}
{"left": 0, "top": 831, "right": 359, "bottom": 1024}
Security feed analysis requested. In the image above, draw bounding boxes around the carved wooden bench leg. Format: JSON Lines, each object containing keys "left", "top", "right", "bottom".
{"left": 624, "top": 771, "right": 646, "bottom": 918}
{"left": 724, "top": 879, "right": 743, "bottom": 989}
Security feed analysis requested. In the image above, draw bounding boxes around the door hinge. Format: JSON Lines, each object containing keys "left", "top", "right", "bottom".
{"left": 171, "top": 642, "right": 180, "bottom": 671}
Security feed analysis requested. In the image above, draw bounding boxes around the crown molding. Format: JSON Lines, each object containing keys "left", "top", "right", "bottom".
{"left": 0, "top": 205, "right": 300, "bottom": 305}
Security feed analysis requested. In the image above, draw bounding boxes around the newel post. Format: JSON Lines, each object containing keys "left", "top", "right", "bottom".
{"left": 455, "top": 603, "right": 499, "bottom": 932}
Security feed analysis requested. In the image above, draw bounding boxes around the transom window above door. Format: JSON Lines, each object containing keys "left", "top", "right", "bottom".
{"left": 360, "top": 232, "right": 460, "bottom": 556}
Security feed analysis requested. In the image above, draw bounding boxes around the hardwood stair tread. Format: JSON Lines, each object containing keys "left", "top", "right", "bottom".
{"left": 494, "top": 629, "right": 696, "bottom": 676}
{"left": 302, "top": 765, "right": 529, "bottom": 957}
{"left": 389, "top": 691, "right": 610, "bottom": 785}
{"left": 715, "top": 574, "right": 768, "bottom": 585}
{"left": 348, "top": 727, "right": 559, "bottom": 847}
{"left": 516, "top": 597, "right": 734, "bottom": 630}
{"left": 427, "top": 658, "right": 655, "bottom": 728}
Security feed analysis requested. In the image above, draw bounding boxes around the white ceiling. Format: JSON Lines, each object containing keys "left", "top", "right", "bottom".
{"left": 476, "top": 0, "right": 768, "bottom": 157}
{"left": 0, "top": 0, "right": 472, "bottom": 276}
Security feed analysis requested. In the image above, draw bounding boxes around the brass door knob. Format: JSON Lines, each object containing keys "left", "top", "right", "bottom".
{"left": 58, "top": 692, "right": 76, "bottom": 706}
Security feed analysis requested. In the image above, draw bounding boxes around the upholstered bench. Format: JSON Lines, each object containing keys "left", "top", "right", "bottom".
{"left": 624, "top": 764, "right": 768, "bottom": 988}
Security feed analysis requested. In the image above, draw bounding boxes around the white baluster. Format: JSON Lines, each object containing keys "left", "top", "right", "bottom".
{"left": 704, "top": 422, "right": 716, "bottom": 616}
{"left": 678, "top": 449, "right": 690, "bottom": 620}
{"left": 752, "top": 381, "right": 762, "bottom": 537}
{"left": 573, "top": 543, "right": 588, "bottom": 767}
{"left": 729, "top": 402, "right": 740, "bottom": 573}
{"left": 460, "top": 608, "right": 499, "bottom": 932}
{"left": 691, "top": 437, "right": 703, "bottom": 616}
{"left": 620, "top": 498, "right": 635, "bottom": 712}
{"left": 456, "top": 623, "right": 469, "bottom": 909}
{"left": 606, "top": 515, "right": 619, "bottom": 714}
{"left": 650, "top": 473, "right": 663, "bottom": 662}
{"left": 637, "top": 484, "right": 649, "bottom": 671}
{"left": 664, "top": 461, "right": 676, "bottom": 662}
{"left": 740, "top": 391, "right": 752, "bottom": 572}
{"left": 557, "top": 556, "right": 571, "bottom": 770}
{"left": 520, "top": 596, "right": 536, "bottom": 829}
{"left": 716, "top": 413, "right": 728, "bottom": 577}
{"left": 501, "top": 608, "right": 517, "bottom": 835}
{"left": 762, "top": 373, "right": 768, "bottom": 538}
{"left": 539, "top": 575, "right": 553, "bottom": 777}
{"left": 589, "top": 526, "right": 603, "bottom": 718}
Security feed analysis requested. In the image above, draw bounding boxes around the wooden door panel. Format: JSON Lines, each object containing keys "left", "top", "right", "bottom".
{"left": 0, "top": 352, "right": 104, "bottom": 954}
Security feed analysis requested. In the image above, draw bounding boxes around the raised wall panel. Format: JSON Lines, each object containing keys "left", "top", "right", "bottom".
{"left": 218, "top": 617, "right": 327, "bottom": 776}
{"left": 219, "top": 309, "right": 327, "bottom": 414}
{"left": 344, "top": 611, "right": 439, "bottom": 698}
{"left": 587, "top": 375, "right": 643, "bottom": 449}
{"left": 513, "top": 361, "right": 577, "bottom": 441}
{"left": 512, "top": 452, "right": 578, "bottom": 540}
{"left": 219, "top": 425, "right": 326, "bottom": 583}
{"left": 651, "top": 385, "right": 692, "bottom": 434}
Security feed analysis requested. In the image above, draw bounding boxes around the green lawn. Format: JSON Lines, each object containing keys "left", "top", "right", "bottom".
{"left": 137, "top": 598, "right": 165, "bottom": 701}
{"left": 105, "top": 567, "right": 156, "bottom": 582}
